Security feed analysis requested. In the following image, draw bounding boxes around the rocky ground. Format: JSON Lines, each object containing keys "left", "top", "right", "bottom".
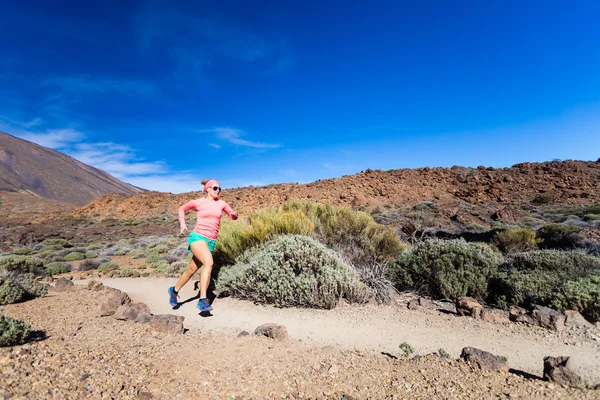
{"left": 2, "top": 286, "right": 600, "bottom": 399}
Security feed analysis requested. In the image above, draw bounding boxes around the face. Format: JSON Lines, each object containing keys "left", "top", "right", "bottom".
{"left": 207, "top": 184, "right": 221, "bottom": 199}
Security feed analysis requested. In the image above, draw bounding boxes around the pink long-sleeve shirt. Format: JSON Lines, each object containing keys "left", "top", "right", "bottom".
{"left": 178, "top": 198, "right": 236, "bottom": 240}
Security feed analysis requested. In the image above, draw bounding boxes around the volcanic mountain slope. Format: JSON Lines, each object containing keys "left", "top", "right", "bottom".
{"left": 0, "top": 131, "right": 145, "bottom": 205}
{"left": 73, "top": 160, "right": 600, "bottom": 223}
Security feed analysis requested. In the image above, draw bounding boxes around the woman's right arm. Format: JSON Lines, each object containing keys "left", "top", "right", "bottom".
{"left": 178, "top": 200, "right": 196, "bottom": 234}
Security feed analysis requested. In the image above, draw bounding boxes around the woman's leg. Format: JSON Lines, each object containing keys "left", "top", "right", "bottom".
{"left": 173, "top": 241, "right": 210, "bottom": 292}
{"left": 189, "top": 241, "right": 214, "bottom": 299}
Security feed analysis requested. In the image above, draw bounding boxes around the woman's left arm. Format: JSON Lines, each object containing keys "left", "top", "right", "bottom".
{"left": 223, "top": 202, "right": 238, "bottom": 220}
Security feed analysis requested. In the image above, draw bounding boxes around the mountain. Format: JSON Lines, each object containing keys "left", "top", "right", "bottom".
{"left": 0, "top": 131, "right": 145, "bottom": 205}
{"left": 72, "top": 160, "right": 600, "bottom": 224}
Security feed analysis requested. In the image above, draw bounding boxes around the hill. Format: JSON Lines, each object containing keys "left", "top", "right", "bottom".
{"left": 0, "top": 131, "right": 145, "bottom": 206}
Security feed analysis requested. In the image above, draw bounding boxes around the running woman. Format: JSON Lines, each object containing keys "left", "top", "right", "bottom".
{"left": 168, "top": 179, "right": 238, "bottom": 311}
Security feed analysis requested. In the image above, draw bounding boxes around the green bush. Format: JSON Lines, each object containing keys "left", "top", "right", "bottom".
{"left": 388, "top": 238, "right": 503, "bottom": 301}
{"left": 98, "top": 262, "right": 119, "bottom": 273}
{"left": 41, "top": 238, "right": 71, "bottom": 248}
{"left": 12, "top": 247, "right": 32, "bottom": 255}
{"left": 489, "top": 250, "right": 600, "bottom": 309}
{"left": 64, "top": 252, "right": 86, "bottom": 261}
{"left": 537, "top": 223, "right": 581, "bottom": 249}
{"left": 217, "top": 235, "right": 372, "bottom": 309}
{"left": 493, "top": 228, "right": 538, "bottom": 254}
{"left": 583, "top": 214, "right": 600, "bottom": 221}
{"left": 45, "top": 262, "right": 70, "bottom": 276}
{"left": 214, "top": 208, "right": 314, "bottom": 266}
{"left": 0, "top": 315, "right": 30, "bottom": 347}
{"left": 0, "top": 255, "right": 44, "bottom": 274}
{"left": 553, "top": 275, "right": 600, "bottom": 322}
{"left": 0, "top": 270, "right": 47, "bottom": 305}
{"left": 118, "top": 269, "right": 136, "bottom": 277}
{"left": 0, "top": 281, "right": 26, "bottom": 305}
{"left": 282, "top": 201, "right": 407, "bottom": 263}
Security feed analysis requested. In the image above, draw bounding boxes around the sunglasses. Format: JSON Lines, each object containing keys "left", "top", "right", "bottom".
{"left": 210, "top": 186, "right": 221, "bottom": 192}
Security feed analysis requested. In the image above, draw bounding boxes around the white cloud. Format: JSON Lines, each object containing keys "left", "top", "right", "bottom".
{"left": 121, "top": 174, "right": 200, "bottom": 194}
{"left": 212, "top": 127, "right": 280, "bottom": 149}
{"left": 208, "top": 143, "right": 221, "bottom": 149}
{"left": 17, "top": 128, "right": 84, "bottom": 149}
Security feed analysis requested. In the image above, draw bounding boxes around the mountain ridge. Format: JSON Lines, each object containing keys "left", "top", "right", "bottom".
{"left": 0, "top": 131, "right": 145, "bottom": 205}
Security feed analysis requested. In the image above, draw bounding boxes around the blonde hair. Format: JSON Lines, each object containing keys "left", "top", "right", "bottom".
{"left": 201, "top": 179, "right": 209, "bottom": 186}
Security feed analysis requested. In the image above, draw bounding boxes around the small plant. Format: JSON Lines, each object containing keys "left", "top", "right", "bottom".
{"left": 0, "top": 315, "right": 31, "bottom": 347}
{"left": 98, "top": 262, "right": 119, "bottom": 273}
{"left": 537, "top": 223, "right": 581, "bottom": 249}
{"left": 438, "top": 348, "right": 450, "bottom": 358}
{"left": 64, "top": 252, "right": 85, "bottom": 261}
{"left": 414, "top": 201, "right": 435, "bottom": 211}
{"left": 399, "top": 342, "right": 414, "bottom": 358}
{"left": 493, "top": 228, "right": 539, "bottom": 254}
{"left": 118, "top": 269, "right": 136, "bottom": 277}
{"left": 45, "top": 262, "right": 70, "bottom": 276}
{"left": 12, "top": 247, "right": 32, "bottom": 256}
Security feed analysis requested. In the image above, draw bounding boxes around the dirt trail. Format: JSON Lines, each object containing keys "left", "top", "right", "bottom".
{"left": 78, "top": 277, "right": 600, "bottom": 385}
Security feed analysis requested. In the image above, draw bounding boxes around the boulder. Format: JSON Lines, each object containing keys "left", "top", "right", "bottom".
{"left": 407, "top": 299, "right": 421, "bottom": 310}
{"left": 254, "top": 323, "right": 288, "bottom": 341}
{"left": 100, "top": 290, "right": 132, "bottom": 317}
{"left": 113, "top": 305, "right": 140, "bottom": 321}
{"left": 543, "top": 356, "right": 583, "bottom": 388}
{"left": 564, "top": 310, "right": 594, "bottom": 329}
{"left": 135, "top": 312, "right": 152, "bottom": 324}
{"left": 149, "top": 314, "right": 185, "bottom": 334}
{"left": 531, "top": 305, "right": 566, "bottom": 332}
{"left": 480, "top": 308, "right": 510, "bottom": 324}
{"left": 87, "top": 280, "right": 103, "bottom": 291}
{"left": 54, "top": 278, "right": 74, "bottom": 292}
{"left": 456, "top": 297, "right": 483, "bottom": 317}
{"left": 460, "top": 347, "right": 508, "bottom": 372}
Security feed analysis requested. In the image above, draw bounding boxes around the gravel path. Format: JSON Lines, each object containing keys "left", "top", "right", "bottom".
{"left": 1, "top": 281, "right": 599, "bottom": 399}
{"left": 85, "top": 277, "right": 600, "bottom": 384}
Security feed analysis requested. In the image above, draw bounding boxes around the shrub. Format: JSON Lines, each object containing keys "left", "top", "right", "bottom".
{"left": 399, "top": 342, "right": 414, "bottom": 358}
{"left": 537, "top": 223, "right": 581, "bottom": 249}
{"left": 45, "top": 262, "right": 70, "bottom": 276}
{"left": 12, "top": 247, "right": 32, "bottom": 255}
{"left": 489, "top": 250, "right": 600, "bottom": 309}
{"left": 118, "top": 269, "right": 136, "bottom": 277}
{"left": 79, "top": 259, "right": 103, "bottom": 271}
{"left": 583, "top": 214, "right": 600, "bottom": 222}
{"left": 214, "top": 208, "right": 314, "bottom": 266}
{"left": 553, "top": 275, "right": 600, "bottom": 322}
{"left": 217, "top": 235, "right": 372, "bottom": 309}
{"left": 493, "top": 228, "right": 538, "bottom": 254}
{"left": 388, "top": 239, "right": 503, "bottom": 301}
{"left": 145, "top": 253, "right": 162, "bottom": 264}
{"left": 64, "top": 252, "right": 86, "bottom": 261}
{"left": 283, "top": 201, "right": 407, "bottom": 263}
{"left": 414, "top": 201, "right": 435, "bottom": 211}
{"left": 0, "top": 256, "right": 44, "bottom": 274}
{"left": 98, "top": 262, "right": 119, "bottom": 273}
{"left": 0, "top": 280, "right": 26, "bottom": 305}
{"left": 0, "top": 270, "right": 47, "bottom": 304}
{"left": 0, "top": 315, "right": 30, "bottom": 347}
{"left": 41, "top": 238, "right": 72, "bottom": 248}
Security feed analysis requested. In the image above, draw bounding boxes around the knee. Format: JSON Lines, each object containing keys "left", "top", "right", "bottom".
{"left": 187, "top": 262, "right": 199, "bottom": 274}
{"left": 203, "top": 261, "right": 214, "bottom": 271}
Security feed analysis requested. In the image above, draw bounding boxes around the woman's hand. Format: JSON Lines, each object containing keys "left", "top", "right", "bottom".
{"left": 180, "top": 227, "right": 188, "bottom": 236}
{"left": 231, "top": 211, "right": 239, "bottom": 220}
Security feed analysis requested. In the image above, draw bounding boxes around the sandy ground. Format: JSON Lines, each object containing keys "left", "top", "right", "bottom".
{"left": 77, "top": 277, "right": 600, "bottom": 386}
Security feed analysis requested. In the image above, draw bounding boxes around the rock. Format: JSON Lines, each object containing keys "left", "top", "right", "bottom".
{"left": 328, "top": 364, "right": 340, "bottom": 374}
{"left": 417, "top": 297, "right": 432, "bottom": 307}
{"left": 54, "top": 278, "right": 74, "bottom": 292}
{"left": 148, "top": 314, "right": 185, "bottom": 334}
{"left": 456, "top": 297, "right": 483, "bottom": 317}
{"left": 564, "top": 310, "right": 594, "bottom": 329}
{"left": 480, "top": 309, "right": 510, "bottom": 324}
{"left": 135, "top": 312, "right": 152, "bottom": 324}
{"left": 137, "top": 392, "right": 154, "bottom": 400}
{"left": 407, "top": 299, "right": 421, "bottom": 310}
{"left": 254, "top": 323, "right": 288, "bottom": 340}
{"left": 237, "top": 331, "right": 250, "bottom": 337}
{"left": 531, "top": 305, "right": 565, "bottom": 332}
{"left": 100, "top": 290, "right": 132, "bottom": 317}
{"left": 460, "top": 347, "right": 508, "bottom": 372}
{"left": 543, "top": 356, "right": 583, "bottom": 388}
{"left": 113, "top": 305, "right": 140, "bottom": 321}
{"left": 87, "top": 280, "right": 103, "bottom": 290}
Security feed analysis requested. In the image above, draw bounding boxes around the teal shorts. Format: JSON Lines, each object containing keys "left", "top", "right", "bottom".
{"left": 188, "top": 232, "right": 217, "bottom": 253}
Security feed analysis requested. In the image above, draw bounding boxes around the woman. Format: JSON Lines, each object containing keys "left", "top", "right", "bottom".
{"left": 168, "top": 179, "right": 238, "bottom": 312}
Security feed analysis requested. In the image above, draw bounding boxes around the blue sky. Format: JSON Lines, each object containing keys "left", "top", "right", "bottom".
{"left": 1, "top": 1, "right": 599, "bottom": 193}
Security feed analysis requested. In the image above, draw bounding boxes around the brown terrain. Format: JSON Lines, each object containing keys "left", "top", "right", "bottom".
{"left": 2, "top": 148, "right": 600, "bottom": 399}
